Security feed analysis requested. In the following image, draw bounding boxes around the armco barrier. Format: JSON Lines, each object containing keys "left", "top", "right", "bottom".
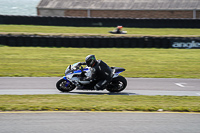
{"left": 1, "top": 15, "right": 200, "bottom": 28}
{"left": 1, "top": 34, "right": 200, "bottom": 48}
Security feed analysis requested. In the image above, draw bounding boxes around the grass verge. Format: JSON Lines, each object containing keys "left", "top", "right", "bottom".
{"left": 0, "top": 95, "right": 199, "bottom": 112}
{"left": 0, "top": 47, "right": 200, "bottom": 78}
{"left": 1, "top": 24, "right": 200, "bottom": 37}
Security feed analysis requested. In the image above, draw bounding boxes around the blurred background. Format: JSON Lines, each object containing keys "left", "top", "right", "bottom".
{"left": 0, "top": 0, "right": 40, "bottom": 16}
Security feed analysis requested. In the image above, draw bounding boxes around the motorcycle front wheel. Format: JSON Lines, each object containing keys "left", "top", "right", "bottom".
{"left": 56, "top": 78, "right": 76, "bottom": 92}
{"left": 106, "top": 76, "right": 127, "bottom": 92}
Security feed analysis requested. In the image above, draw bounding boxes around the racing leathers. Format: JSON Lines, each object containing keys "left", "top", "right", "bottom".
{"left": 78, "top": 60, "right": 112, "bottom": 90}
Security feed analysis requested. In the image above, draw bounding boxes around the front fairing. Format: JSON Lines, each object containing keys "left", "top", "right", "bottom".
{"left": 65, "top": 65, "right": 73, "bottom": 75}
{"left": 65, "top": 62, "right": 80, "bottom": 75}
{"left": 65, "top": 63, "right": 89, "bottom": 76}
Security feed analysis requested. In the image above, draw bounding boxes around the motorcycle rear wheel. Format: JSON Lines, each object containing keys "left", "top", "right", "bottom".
{"left": 56, "top": 78, "right": 76, "bottom": 92}
{"left": 106, "top": 76, "right": 127, "bottom": 92}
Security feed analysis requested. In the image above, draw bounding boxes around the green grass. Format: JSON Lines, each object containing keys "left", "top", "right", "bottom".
{"left": 0, "top": 95, "right": 199, "bottom": 112}
{"left": 0, "top": 25, "right": 199, "bottom": 113}
{"left": 0, "top": 47, "right": 200, "bottom": 78}
{"left": 1, "top": 24, "right": 200, "bottom": 36}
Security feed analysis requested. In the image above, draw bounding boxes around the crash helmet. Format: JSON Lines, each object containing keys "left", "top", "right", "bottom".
{"left": 85, "top": 55, "right": 97, "bottom": 67}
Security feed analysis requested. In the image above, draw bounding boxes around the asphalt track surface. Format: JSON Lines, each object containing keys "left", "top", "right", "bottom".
{"left": 1, "top": 78, "right": 200, "bottom": 133}
{"left": 0, "top": 77, "right": 200, "bottom": 96}
{"left": 0, "top": 112, "right": 200, "bottom": 133}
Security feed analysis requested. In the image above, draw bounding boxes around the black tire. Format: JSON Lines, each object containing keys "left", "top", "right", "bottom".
{"left": 56, "top": 78, "right": 76, "bottom": 92}
{"left": 106, "top": 76, "right": 127, "bottom": 92}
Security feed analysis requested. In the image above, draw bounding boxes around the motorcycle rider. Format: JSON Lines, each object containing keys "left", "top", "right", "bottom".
{"left": 116, "top": 26, "right": 123, "bottom": 33}
{"left": 77, "top": 55, "right": 112, "bottom": 90}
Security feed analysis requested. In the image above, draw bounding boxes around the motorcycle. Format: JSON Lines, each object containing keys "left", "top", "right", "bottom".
{"left": 109, "top": 30, "right": 127, "bottom": 34}
{"left": 56, "top": 62, "right": 127, "bottom": 93}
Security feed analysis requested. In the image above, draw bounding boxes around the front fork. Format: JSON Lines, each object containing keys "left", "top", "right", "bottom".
{"left": 63, "top": 76, "right": 68, "bottom": 81}
{"left": 62, "top": 76, "right": 70, "bottom": 87}
{"left": 63, "top": 76, "right": 79, "bottom": 86}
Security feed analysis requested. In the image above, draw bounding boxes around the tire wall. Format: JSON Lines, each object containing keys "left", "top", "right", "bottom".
{"left": 0, "top": 15, "right": 200, "bottom": 28}
{"left": 1, "top": 34, "right": 200, "bottom": 49}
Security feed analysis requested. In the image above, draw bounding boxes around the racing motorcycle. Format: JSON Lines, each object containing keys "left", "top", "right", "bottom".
{"left": 56, "top": 62, "right": 127, "bottom": 92}
{"left": 109, "top": 30, "right": 127, "bottom": 34}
